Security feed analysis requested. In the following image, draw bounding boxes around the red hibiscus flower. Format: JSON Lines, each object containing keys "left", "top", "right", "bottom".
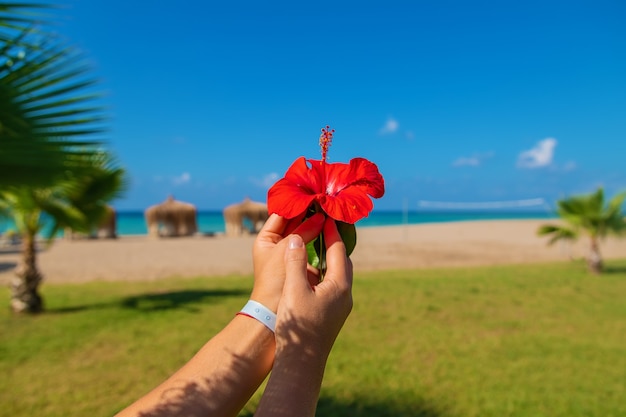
{"left": 267, "top": 127, "right": 385, "bottom": 224}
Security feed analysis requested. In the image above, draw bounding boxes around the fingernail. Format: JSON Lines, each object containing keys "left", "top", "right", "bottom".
{"left": 289, "top": 235, "right": 304, "bottom": 249}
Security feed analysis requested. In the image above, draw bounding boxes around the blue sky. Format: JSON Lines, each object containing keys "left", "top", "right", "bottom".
{"left": 45, "top": 0, "right": 625, "bottom": 211}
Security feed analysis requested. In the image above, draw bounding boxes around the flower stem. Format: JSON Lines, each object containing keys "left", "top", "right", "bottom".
{"left": 305, "top": 202, "right": 327, "bottom": 280}
{"left": 319, "top": 232, "right": 326, "bottom": 281}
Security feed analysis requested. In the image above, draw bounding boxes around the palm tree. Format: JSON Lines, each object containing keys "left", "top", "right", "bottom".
{"left": 0, "top": 3, "right": 127, "bottom": 312}
{"left": 0, "top": 153, "right": 126, "bottom": 313}
{"left": 1, "top": 3, "right": 107, "bottom": 188}
{"left": 537, "top": 188, "right": 626, "bottom": 274}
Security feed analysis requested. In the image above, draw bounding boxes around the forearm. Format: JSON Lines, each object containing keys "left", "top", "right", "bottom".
{"left": 116, "top": 315, "right": 275, "bottom": 417}
{"left": 254, "top": 347, "right": 329, "bottom": 417}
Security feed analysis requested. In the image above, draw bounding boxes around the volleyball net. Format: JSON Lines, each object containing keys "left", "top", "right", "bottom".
{"left": 417, "top": 198, "right": 549, "bottom": 210}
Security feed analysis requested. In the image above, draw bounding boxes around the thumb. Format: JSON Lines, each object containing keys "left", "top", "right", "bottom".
{"left": 283, "top": 235, "right": 311, "bottom": 295}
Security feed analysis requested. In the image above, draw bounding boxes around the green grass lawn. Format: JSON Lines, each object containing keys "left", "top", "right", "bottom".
{"left": 1, "top": 259, "right": 626, "bottom": 417}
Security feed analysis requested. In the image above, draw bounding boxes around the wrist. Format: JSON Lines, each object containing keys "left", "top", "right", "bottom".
{"left": 278, "top": 340, "right": 330, "bottom": 360}
{"left": 237, "top": 300, "right": 277, "bottom": 333}
{"left": 249, "top": 287, "right": 280, "bottom": 313}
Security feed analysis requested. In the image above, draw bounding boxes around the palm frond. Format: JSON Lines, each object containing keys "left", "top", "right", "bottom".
{"left": 537, "top": 223, "right": 578, "bottom": 246}
{"left": 604, "top": 192, "right": 626, "bottom": 236}
{"left": 43, "top": 151, "right": 128, "bottom": 235}
{"left": 1, "top": 4, "right": 110, "bottom": 188}
{"left": 552, "top": 187, "right": 626, "bottom": 241}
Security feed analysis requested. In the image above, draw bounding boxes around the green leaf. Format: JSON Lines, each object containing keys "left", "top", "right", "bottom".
{"left": 337, "top": 221, "right": 357, "bottom": 257}
{"left": 305, "top": 221, "right": 358, "bottom": 272}
{"left": 306, "top": 238, "right": 320, "bottom": 268}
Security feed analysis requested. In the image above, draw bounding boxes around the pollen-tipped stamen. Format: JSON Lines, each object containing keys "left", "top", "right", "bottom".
{"left": 319, "top": 125, "right": 335, "bottom": 162}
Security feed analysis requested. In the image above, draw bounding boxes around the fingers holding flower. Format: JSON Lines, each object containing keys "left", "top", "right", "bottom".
{"left": 251, "top": 213, "right": 325, "bottom": 311}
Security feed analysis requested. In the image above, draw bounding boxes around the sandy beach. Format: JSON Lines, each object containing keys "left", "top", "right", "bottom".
{"left": 1, "top": 219, "right": 625, "bottom": 284}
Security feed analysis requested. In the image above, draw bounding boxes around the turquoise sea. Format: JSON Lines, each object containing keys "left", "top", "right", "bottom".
{"left": 1, "top": 210, "right": 557, "bottom": 237}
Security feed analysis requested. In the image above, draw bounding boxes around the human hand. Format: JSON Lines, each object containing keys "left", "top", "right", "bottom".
{"left": 275, "top": 217, "right": 354, "bottom": 358}
{"left": 251, "top": 213, "right": 325, "bottom": 312}
{"left": 253, "top": 218, "right": 353, "bottom": 417}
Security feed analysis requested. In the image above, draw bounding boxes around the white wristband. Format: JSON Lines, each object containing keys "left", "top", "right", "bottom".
{"left": 238, "top": 300, "right": 276, "bottom": 332}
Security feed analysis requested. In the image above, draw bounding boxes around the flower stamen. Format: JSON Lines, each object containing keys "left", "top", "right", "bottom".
{"left": 319, "top": 125, "right": 335, "bottom": 162}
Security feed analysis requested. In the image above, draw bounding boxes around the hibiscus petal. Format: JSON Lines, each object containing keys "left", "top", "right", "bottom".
{"left": 284, "top": 157, "right": 323, "bottom": 194}
{"left": 349, "top": 158, "right": 385, "bottom": 198}
{"left": 267, "top": 178, "right": 317, "bottom": 219}
{"left": 267, "top": 157, "right": 322, "bottom": 219}
{"left": 323, "top": 161, "right": 353, "bottom": 196}
{"left": 313, "top": 157, "right": 385, "bottom": 223}
{"left": 319, "top": 188, "right": 374, "bottom": 224}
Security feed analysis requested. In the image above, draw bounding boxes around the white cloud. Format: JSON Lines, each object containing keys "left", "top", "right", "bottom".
{"left": 172, "top": 172, "right": 191, "bottom": 185}
{"left": 452, "top": 151, "right": 494, "bottom": 167}
{"left": 517, "top": 138, "right": 557, "bottom": 168}
{"left": 379, "top": 117, "right": 399, "bottom": 135}
{"left": 251, "top": 172, "right": 280, "bottom": 188}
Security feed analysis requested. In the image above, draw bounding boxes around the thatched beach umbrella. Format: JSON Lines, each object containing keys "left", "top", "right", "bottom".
{"left": 96, "top": 205, "right": 117, "bottom": 238}
{"left": 223, "top": 198, "right": 269, "bottom": 236}
{"left": 145, "top": 196, "right": 198, "bottom": 237}
{"left": 65, "top": 205, "right": 117, "bottom": 240}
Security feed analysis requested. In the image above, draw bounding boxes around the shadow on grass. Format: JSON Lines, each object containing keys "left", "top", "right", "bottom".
{"left": 603, "top": 265, "right": 626, "bottom": 274}
{"left": 48, "top": 289, "right": 248, "bottom": 314}
{"left": 238, "top": 395, "right": 449, "bottom": 417}
{"left": 315, "top": 396, "right": 448, "bottom": 417}
{"left": 120, "top": 289, "right": 248, "bottom": 312}
{"left": 601, "top": 258, "right": 626, "bottom": 274}
{"left": 561, "top": 259, "right": 626, "bottom": 275}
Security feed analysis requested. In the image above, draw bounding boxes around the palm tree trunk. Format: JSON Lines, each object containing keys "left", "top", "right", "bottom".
{"left": 10, "top": 233, "right": 44, "bottom": 313}
{"left": 587, "top": 237, "right": 603, "bottom": 275}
